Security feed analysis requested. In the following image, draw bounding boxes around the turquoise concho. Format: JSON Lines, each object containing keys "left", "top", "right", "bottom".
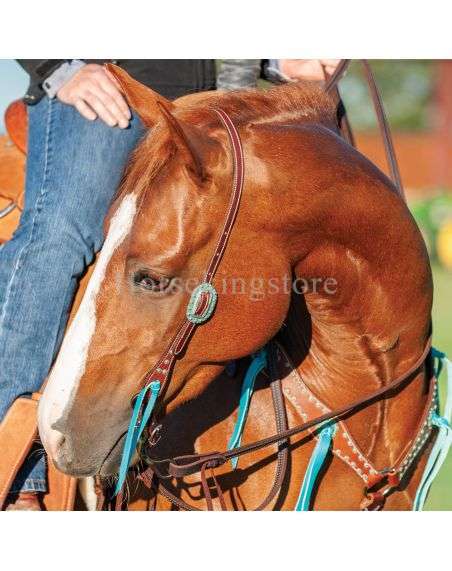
{"left": 186, "top": 282, "right": 218, "bottom": 324}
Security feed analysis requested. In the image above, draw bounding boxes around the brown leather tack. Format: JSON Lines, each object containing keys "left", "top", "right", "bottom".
{"left": 0, "top": 395, "right": 76, "bottom": 511}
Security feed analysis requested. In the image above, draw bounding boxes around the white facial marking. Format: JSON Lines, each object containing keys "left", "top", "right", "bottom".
{"left": 38, "top": 193, "right": 137, "bottom": 448}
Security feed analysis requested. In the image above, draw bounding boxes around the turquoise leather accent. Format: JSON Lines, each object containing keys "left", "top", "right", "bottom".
{"left": 186, "top": 283, "right": 218, "bottom": 324}
{"left": 227, "top": 348, "right": 267, "bottom": 469}
{"left": 295, "top": 423, "right": 336, "bottom": 511}
{"left": 114, "top": 380, "right": 160, "bottom": 496}
{"left": 413, "top": 348, "right": 452, "bottom": 511}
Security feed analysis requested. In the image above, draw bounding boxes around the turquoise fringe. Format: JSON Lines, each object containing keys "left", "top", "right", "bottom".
{"left": 413, "top": 348, "right": 452, "bottom": 511}
{"left": 227, "top": 348, "right": 267, "bottom": 469}
{"left": 295, "top": 423, "right": 336, "bottom": 511}
{"left": 114, "top": 380, "right": 161, "bottom": 496}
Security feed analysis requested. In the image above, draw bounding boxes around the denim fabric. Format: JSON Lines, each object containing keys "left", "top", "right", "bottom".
{"left": 0, "top": 97, "right": 145, "bottom": 492}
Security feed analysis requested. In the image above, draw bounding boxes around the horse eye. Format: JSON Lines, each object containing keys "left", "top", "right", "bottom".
{"left": 133, "top": 271, "right": 170, "bottom": 293}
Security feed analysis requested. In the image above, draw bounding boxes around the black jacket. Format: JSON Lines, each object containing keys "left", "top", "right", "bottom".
{"left": 17, "top": 59, "right": 217, "bottom": 105}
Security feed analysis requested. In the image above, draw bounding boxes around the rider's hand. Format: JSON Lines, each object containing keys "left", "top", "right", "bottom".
{"left": 279, "top": 59, "right": 341, "bottom": 82}
{"left": 57, "top": 64, "right": 131, "bottom": 129}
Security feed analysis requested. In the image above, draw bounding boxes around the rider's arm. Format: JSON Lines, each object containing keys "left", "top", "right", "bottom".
{"left": 17, "top": 60, "right": 130, "bottom": 129}
{"left": 217, "top": 59, "right": 342, "bottom": 91}
{"left": 277, "top": 59, "right": 341, "bottom": 82}
{"left": 17, "top": 59, "right": 67, "bottom": 104}
{"left": 217, "top": 60, "right": 261, "bottom": 90}
{"left": 40, "top": 60, "right": 87, "bottom": 98}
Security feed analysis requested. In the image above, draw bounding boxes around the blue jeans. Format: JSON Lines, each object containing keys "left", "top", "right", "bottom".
{"left": 0, "top": 97, "right": 145, "bottom": 492}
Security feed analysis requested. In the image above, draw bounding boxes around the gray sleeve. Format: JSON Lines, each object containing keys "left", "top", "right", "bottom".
{"left": 42, "top": 60, "right": 86, "bottom": 98}
{"left": 217, "top": 59, "right": 261, "bottom": 91}
{"left": 264, "top": 59, "right": 292, "bottom": 83}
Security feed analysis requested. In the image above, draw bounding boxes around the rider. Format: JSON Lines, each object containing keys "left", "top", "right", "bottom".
{"left": 0, "top": 58, "right": 339, "bottom": 510}
{"left": 217, "top": 59, "right": 340, "bottom": 89}
{"left": 0, "top": 59, "right": 216, "bottom": 509}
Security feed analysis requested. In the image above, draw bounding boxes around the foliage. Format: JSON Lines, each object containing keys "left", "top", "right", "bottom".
{"left": 340, "top": 60, "right": 435, "bottom": 131}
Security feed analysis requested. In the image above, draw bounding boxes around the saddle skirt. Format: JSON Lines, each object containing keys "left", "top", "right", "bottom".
{"left": 0, "top": 101, "right": 27, "bottom": 244}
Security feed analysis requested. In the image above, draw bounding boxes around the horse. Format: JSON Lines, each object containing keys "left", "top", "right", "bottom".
{"left": 37, "top": 64, "right": 435, "bottom": 510}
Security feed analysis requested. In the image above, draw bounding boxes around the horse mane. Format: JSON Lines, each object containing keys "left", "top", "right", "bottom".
{"left": 180, "top": 81, "right": 338, "bottom": 129}
{"left": 117, "top": 81, "right": 338, "bottom": 203}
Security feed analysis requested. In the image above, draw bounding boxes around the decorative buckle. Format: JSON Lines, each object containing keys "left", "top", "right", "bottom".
{"left": 186, "top": 282, "right": 218, "bottom": 324}
{"left": 361, "top": 469, "right": 400, "bottom": 510}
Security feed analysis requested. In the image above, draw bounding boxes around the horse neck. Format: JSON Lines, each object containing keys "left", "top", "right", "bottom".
{"left": 273, "top": 150, "right": 433, "bottom": 467}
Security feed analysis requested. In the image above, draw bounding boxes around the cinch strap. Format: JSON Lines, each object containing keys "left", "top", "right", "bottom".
{"left": 413, "top": 348, "right": 452, "bottom": 511}
{"left": 227, "top": 348, "right": 267, "bottom": 469}
{"left": 295, "top": 423, "right": 336, "bottom": 511}
{"left": 114, "top": 381, "right": 161, "bottom": 496}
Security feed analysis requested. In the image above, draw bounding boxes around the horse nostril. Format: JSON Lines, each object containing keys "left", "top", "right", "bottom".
{"left": 45, "top": 429, "right": 68, "bottom": 461}
{"left": 57, "top": 433, "right": 66, "bottom": 450}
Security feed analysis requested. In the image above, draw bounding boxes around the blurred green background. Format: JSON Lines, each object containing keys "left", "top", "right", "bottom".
{"left": 428, "top": 264, "right": 452, "bottom": 509}
{"left": 0, "top": 60, "right": 451, "bottom": 509}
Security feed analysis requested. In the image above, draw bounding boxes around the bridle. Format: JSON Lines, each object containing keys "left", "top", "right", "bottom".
{"left": 114, "top": 108, "right": 246, "bottom": 494}
{"left": 108, "top": 63, "right": 436, "bottom": 510}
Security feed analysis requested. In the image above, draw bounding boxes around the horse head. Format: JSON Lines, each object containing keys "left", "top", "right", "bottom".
{"left": 38, "top": 66, "right": 338, "bottom": 476}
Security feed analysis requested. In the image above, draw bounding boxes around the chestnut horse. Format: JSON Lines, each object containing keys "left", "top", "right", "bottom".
{"left": 38, "top": 65, "right": 433, "bottom": 510}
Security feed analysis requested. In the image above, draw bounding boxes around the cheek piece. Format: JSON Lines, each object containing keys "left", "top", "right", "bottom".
{"left": 114, "top": 108, "right": 245, "bottom": 496}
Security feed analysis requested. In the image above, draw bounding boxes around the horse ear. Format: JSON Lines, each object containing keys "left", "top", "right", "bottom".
{"left": 104, "top": 63, "right": 175, "bottom": 127}
{"left": 156, "top": 101, "right": 207, "bottom": 180}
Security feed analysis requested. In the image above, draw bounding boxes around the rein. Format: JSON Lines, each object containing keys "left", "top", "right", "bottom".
{"left": 325, "top": 59, "right": 405, "bottom": 200}
{"left": 139, "top": 347, "right": 290, "bottom": 512}
{"left": 144, "top": 337, "right": 433, "bottom": 481}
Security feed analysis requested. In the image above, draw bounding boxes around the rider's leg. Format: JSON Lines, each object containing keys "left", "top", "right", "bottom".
{"left": 0, "top": 96, "right": 145, "bottom": 493}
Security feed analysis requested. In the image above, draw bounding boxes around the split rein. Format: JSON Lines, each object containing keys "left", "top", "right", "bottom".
{"left": 325, "top": 59, "right": 404, "bottom": 200}
{"left": 147, "top": 341, "right": 433, "bottom": 480}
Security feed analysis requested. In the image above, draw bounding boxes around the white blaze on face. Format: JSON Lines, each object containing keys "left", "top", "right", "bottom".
{"left": 38, "top": 193, "right": 137, "bottom": 448}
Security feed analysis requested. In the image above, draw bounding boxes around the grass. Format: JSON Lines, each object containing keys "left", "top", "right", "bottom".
{"left": 424, "top": 263, "right": 452, "bottom": 510}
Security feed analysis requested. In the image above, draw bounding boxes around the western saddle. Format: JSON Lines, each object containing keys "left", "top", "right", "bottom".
{"left": 0, "top": 102, "right": 154, "bottom": 510}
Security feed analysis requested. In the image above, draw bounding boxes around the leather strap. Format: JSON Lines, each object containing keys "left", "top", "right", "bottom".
{"left": 252, "top": 343, "right": 290, "bottom": 511}
{"left": 108, "top": 106, "right": 247, "bottom": 504}
{"left": 141, "top": 346, "right": 290, "bottom": 511}
{"left": 134, "top": 108, "right": 245, "bottom": 405}
{"left": 325, "top": 59, "right": 405, "bottom": 200}
{"left": 360, "top": 60, "right": 404, "bottom": 199}
{"left": 146, "top": 338, "right": 432, "bottom": 479}
{"left": 324, "top": 59, "right": 352, "bottom": 93}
